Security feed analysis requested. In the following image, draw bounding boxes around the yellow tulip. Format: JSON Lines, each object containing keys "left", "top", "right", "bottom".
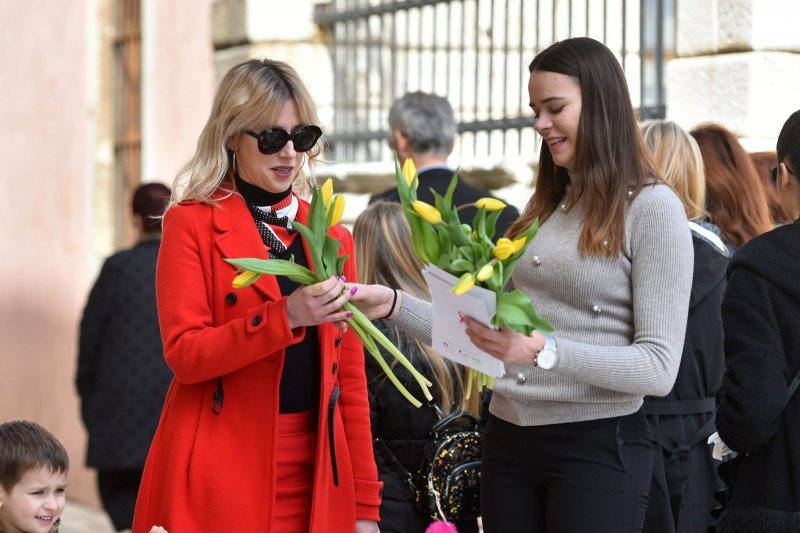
{"left": 402, "top": 157, "right": 418, "bottom": 188}
{"left": 232, "top": 270, "right": 260, "bottom": 289}
{"left": 474, "top": 197, "right": 507, "bottom": 211}
{"left": 329, "top": 194, "right": 345, "bottom": 227}
{"left": 493, "top": 238, "right": 516, "bottom": 260}
{"left": 412, "top": 201, "right": 442, "bottom": 224}
{"left": 452, "top": 273, "right": 475, "bottom": 295}
{"left": 321, "top": 178, "right": 334, "bottom": 209}
{"left": 511, "top": 236, "right": 527, "bottom": 254}
{"left": 476, "top": 263, "right": 494, "bottom": 281}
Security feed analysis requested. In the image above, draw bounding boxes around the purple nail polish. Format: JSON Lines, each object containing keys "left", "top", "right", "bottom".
{"left": 350, "top": 286, "right": 358, "bottom": 295}
{"left": 341, "top": 275, "right": 347, "bottom": 282}
{"left": 458, "top": 312, "right": 465, "bottom": 324}
{"left": 346, "top": 311, "right": 354, "bottom": 318}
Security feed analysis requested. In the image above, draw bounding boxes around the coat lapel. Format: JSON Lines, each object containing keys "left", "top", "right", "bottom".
{"left": 213, "top": 194, "right": 282, "bottom": 301}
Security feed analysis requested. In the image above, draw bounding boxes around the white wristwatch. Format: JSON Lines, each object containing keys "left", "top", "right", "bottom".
{"left": 536, "top": 335, "right": 558, "bottom": 370}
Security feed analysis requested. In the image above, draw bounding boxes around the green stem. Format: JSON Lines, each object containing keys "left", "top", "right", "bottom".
{"left": 348, "top": 317, "right": 423, "bottom": 408}
{"left": 345, "top": 303, "right": 434, "bottom": 397}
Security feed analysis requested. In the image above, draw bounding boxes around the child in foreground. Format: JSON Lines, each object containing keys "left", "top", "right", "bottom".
{"left": 0, "top": 420, "right": 68, "bottom": 533}
{"left": 0, "top": 420, "right": 167, "bottom": 533}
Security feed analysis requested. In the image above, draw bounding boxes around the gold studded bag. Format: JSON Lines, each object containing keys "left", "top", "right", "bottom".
{"left": 415, "top": 411, "right": 482, "bottom": 522}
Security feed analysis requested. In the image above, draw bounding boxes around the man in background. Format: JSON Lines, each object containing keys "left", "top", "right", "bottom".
{"left": 371, "top": 91, "right": 519, "bottom": 237}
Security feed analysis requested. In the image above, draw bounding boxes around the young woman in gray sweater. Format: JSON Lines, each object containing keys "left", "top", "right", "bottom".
{"left": 350, "top": 37, "right": 693, "bottom": 532}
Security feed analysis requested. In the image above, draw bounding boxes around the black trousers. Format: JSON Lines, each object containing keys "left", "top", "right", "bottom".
{"left": 481, "top": 409, "right": 653, "bottom": 533}
{"left": 97, "top": 469, "right": 143, "bottom": 531}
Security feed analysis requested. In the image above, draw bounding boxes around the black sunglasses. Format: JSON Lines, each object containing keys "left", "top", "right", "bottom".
{"left": 771, "top": 164, "right": 780, "bottom": 187}
{"left": 243, "top": 125, "right": 322, "bottom": 155}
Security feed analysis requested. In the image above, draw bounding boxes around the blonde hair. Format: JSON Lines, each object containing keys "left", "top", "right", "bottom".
{"left": 641, "top": 120, "right": 706, "bottom": 220}
{"left": 168, "top": 58, "right": 324, "bottom": 209}
{"left": 354, "top": 202, "right": 479, "bottom": 416}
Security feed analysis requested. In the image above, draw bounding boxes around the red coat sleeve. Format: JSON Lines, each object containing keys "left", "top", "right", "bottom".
{"left": 156, "top": 204, "right": 305, "bottom": 384}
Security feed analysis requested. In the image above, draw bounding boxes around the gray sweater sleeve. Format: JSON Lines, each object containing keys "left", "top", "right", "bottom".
{"left": 552, "top": 188, "right": 694, "bottom": 396}
{"left": 389, "top": 292, "right": 433, "bottom": 347}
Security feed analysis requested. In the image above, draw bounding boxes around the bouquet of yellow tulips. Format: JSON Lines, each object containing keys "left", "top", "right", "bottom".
{"left": 225, "top": 179, "right": 433, "bottom": 408}
{"left": 395, "top": 158, "right": 554, "bottom": 394}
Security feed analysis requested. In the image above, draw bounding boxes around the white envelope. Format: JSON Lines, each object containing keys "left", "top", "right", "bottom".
{"left": 421, "top": 265, "right": 506, "bottom": 377}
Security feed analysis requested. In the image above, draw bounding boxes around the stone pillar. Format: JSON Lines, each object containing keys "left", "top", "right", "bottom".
{"left": 666, "top": 0, "right": 800, "bottom": 147}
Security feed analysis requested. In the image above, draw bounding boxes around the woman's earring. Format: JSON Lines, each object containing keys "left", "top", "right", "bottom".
{"left": 231, "top": 151, "right": 237, "bottom": 176}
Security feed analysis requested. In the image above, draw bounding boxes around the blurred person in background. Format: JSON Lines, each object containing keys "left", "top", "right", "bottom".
{"left": 714, "top": 110, "right": 800, "bottom": 531}
{"left": 690, "top": 124, "right": 773, "bottom": 253}
{"left": 371, "top": 91, "right": 519, "bottom": 238}
{"left": 640, "top": 120, "right": 728, "bottom": 533}
{"left": 353, "top": 201, "right": 481, "bottom": 533}
{"left": 749, "top": 151, "right": 792, "bottom": 226}
{"left": 76, "top": 182, "right": 173, "bottom": 532}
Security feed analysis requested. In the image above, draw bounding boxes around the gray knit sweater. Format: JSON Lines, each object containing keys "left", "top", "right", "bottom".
{"left": 392, "top": 183, "right": 694, "bottom": 426}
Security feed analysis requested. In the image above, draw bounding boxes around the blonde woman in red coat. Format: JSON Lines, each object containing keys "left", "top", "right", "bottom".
{"left": 131, "top": 59, "right": 382, "bottom": 533}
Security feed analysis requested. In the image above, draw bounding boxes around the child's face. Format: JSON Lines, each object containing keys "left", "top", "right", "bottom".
{"left": 0, "top": 466, "right": 67, "bottom": 533}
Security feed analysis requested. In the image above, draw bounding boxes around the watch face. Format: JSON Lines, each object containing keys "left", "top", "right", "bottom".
{"left": 537, "top": 348, "right": 556, "bottom": 369}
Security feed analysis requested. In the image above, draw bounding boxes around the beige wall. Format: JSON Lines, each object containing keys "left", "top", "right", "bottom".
{"left": 0, "top": 0, "right": 216, "bottom": 507}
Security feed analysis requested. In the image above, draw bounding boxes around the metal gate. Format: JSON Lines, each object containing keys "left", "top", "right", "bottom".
{"left": 314, "top": 0, "right": 674, "bottom": 163}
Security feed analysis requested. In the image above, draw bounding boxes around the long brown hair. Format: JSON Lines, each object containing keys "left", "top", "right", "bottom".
{"left": 690, "top": 124, "right": 773, "bottom": 248}
{"left": 508, "top": 37, "right": 658, "bottom": 256}
{"left": 354, "top": 202, "right": 479, "bottom": 415}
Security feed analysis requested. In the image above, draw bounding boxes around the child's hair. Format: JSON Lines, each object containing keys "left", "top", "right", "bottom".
{"left": 0, "top": 420, "right": 69, "bottom": 490}
{"left": 354, "top": 201, "right": 479, "bottom": 415}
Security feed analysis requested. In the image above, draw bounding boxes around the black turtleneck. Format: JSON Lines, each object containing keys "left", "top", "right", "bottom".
{"left": 236, "top": 175, "right": 320, "bottom": 414}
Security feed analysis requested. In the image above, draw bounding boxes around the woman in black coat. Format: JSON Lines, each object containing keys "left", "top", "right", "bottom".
{"left": 76, "top": 183, "right": 173, "bottom": 531}
{"left": 354, "top": 201, "right": 481, "bottom": 533}
{"left": 714, "top": 109, "right": 800, "bottom": 532}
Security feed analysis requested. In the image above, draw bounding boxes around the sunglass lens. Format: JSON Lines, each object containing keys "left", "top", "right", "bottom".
{"left": 258, "top": 131, "right": 290, "bottom": 155}
{"left": 293, "top": 127, "right": 321, "bottom": 152}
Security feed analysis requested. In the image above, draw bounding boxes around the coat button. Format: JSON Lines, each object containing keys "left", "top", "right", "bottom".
{"left": 251, "top": 315, "right": 263, "bottom": 326}
{"left": 592, "top": 305, "right": 602, "bottom": 314}
{"left": 516, "top": 372, "right": 526, "bottom": 384}
{"left": 532, "top": 255, "right": 542, "bottom": 266}
{"left": 332, "top": 362, "right": 338, "bottom": 374}
{"left": 225, "top": 292, "right": 237, "bottom": 305}
{"left": 335, "top": 335, "right": 342, "bottom": 347}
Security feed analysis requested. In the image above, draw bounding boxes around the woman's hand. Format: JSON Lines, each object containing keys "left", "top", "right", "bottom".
{"left": 463, "top": 316, "right": 545, "bottom": 365}
{"left": 285, "top": 276, "right": 354, "bottom": 329}
{"left": 355, "top": 519, "right": 380, "bottom": 533}
{"left": 148, "top": 527, "right": 168, "bottom": 533}
{"left": 345, "top": 283, "right": 399, "bottom": 320}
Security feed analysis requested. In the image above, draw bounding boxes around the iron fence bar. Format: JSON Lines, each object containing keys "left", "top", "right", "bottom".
{"left": 317, "top": 0, "right": 671, "bottom": 162}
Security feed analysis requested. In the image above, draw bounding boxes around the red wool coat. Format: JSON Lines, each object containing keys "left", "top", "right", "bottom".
{"left": 132, "top": 191, "right": 382, "bottom": 533}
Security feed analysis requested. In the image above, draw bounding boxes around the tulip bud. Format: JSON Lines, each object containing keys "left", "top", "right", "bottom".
{"left": 452, "top": 273, "right": 475, "bottom": 295}
{"left": 321, "top": 178, "right": 334, "bottom": 209}
{"left": 474, "top": 197, "right": 507, "bottom": 211}
{"left": 492, "top": 238, "right": 516, "bottom": 260}
{"left": 329, "top": 194, "right": 345, "bottom": 227}
{"left": 232, "top": 270, "right": 261, "bottom": 289}
{"left": 412, "top": 201, "right": 442, "bottom": 224}
{"left": 402, "top": 157, "right": 418, "bottom": 188}
{"left": 511, "top": 236, "right": 527, "bottom": 254}
{"left": 476, "top": 263, "right": 494, "bottom": 281}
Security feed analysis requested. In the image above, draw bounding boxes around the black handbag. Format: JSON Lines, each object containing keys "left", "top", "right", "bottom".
{"left": 375, "top": 409, "right": 482, "bottom": 523}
